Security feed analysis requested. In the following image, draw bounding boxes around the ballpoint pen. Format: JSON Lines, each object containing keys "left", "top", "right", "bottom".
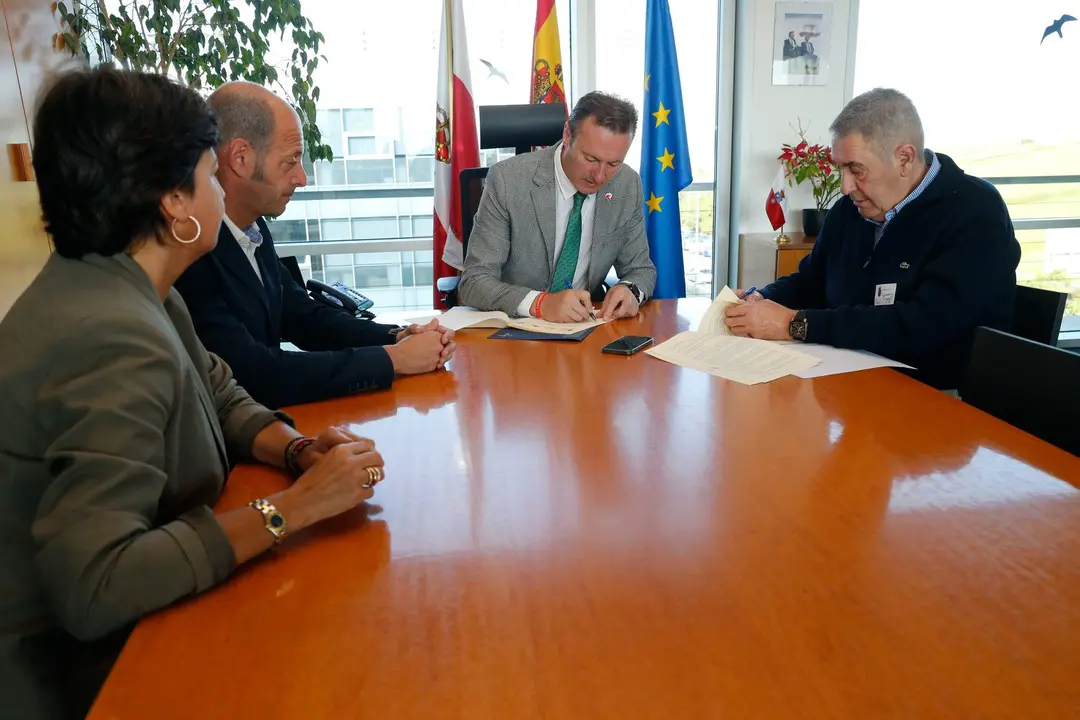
{"left": 741, "top": 286, "right": 757, "bottom": 299}
{"left": 565, "top": 279, "right": 597, "bottom": 321}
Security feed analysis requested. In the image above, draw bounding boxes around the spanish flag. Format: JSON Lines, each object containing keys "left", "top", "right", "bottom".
{"left": 530, "top": 0, "right": 566, "bottom": 111}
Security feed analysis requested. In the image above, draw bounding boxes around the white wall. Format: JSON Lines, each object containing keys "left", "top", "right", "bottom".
{"left": 731, "top": 0, "right": 856, "bottom": 242}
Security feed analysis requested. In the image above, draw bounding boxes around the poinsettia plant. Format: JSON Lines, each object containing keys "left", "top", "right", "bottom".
{"left": 778, "top": 123, "right": 841, "bottom": 212}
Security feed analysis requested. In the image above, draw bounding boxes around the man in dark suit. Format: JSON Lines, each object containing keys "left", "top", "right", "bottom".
{"left": 783, "top": 31, "right": 799, "bottom": 59}
{"left": 175, "top": 82, "right": 453, "bottom": 409}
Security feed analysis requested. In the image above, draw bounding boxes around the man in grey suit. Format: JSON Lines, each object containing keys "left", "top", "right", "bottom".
{"left": 458, "top": 91, "right": 657, "bottom": 323}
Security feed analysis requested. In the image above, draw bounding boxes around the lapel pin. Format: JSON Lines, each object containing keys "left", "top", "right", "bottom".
{"left": 605, "top": 192, "right": 613, "bottom": 201}
{"left": 900, "top": 262, "right": 910, "bottom": 270}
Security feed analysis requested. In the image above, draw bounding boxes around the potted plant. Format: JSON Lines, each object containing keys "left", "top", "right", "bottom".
{"left": 52, "top": 0, "right": 332, "bottom": 163}
{"left": 778, "top": 123, "right": 840, "bottom": 237}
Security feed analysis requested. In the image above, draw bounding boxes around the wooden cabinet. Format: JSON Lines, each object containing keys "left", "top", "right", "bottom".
{"left": 737, "top": 232, "right": 815, "bottom": 290}
{"left": 0, "top": 0, "right": 62, "bottom": 318}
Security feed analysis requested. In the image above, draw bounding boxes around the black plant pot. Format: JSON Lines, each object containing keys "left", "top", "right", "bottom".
{"left": 801, "top": 208, "right": 828, "bottom": 238}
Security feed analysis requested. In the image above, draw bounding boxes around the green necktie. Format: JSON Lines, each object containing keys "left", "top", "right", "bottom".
{"left": 549, "top": 192, "right": 588, "bottom": 292}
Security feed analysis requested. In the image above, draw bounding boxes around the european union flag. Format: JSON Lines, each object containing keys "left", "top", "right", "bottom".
{"left": 641, "top": 0, "right": 692, "bottom": 299}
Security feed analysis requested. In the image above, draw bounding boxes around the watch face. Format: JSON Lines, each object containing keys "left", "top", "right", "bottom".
{"left": 790, "top": 320, "right": 808, "bottom": 341}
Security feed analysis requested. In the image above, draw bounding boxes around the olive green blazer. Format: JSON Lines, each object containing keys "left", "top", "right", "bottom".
{"left": 0, "top": 252, "right": 289, "bottom": 718}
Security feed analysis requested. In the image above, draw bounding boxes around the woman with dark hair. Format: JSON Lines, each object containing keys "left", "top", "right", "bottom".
{"left": 0, "top": 67, "right": 387, "bottom": 719}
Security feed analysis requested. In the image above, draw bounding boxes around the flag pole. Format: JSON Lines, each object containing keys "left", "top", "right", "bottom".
{"left": 776, "top": 224, "right": 790, "bottom": 245}
{"left": 444, "top": 0, "right": 454, "bottom": 138}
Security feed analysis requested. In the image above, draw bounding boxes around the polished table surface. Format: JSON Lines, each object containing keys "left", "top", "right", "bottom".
{"left": 89, "top": 299, "right": 1080, "bottom": 719}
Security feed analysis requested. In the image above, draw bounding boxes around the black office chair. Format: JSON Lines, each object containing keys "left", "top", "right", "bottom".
{"left": 437, "top": 103, "right": 567, "bottom": 308}
{"left": 962, "top": 326, "right": 1080, "bottom": 457}
{"left": 1012, "top": 284, "right": 1067, "bottom": 345}
{"left": 280, "top": 255, "right": 306, "bottom": 289}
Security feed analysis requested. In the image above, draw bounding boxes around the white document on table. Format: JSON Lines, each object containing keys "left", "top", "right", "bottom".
{"left": 697, "top": 285, "right": 743, "bottom": 336}
{"left": 788, "top": 343, "right": 914, "bottom": 379}
{"left": 408, "top": 306, "right": 607, "bottom": 336}
{"left": 646, "top": 331, "right": 821, "bottom": 385}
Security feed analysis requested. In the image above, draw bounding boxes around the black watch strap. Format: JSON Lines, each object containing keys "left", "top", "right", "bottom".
{"left": 789, "top": 311, "right": 809, "bottom": 341}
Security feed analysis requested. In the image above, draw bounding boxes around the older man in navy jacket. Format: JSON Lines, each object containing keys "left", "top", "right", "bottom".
{"left": 725, "top": 88, "right": 1020, "bottom": 390}
{"left": 176, "top": 82, "right": 453, "bottom": 409}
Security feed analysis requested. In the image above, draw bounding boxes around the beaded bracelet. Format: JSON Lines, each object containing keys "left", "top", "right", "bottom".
{"left": 284, "top": 436, "right": 317, "bottom": 479}
{"left": 534, "top": 292, "right": 548, "bottom": 318}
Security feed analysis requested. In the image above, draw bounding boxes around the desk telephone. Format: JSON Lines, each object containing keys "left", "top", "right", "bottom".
{"left": 306, "top": 279, "right": 376, "bottom": 318}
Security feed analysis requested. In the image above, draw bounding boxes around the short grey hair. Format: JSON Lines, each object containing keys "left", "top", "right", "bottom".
{"left": 829, "top": 88, "right": 924, "bottom": 159}
{"left": 568, "top": 91, "right": 638, "bottom": 140}
{"left": 208, "top": 85, "right": 275, "bottom": 153}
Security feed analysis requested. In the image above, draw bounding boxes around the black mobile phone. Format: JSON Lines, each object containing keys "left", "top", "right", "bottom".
{"left": 602, "top": 335, "right": 654, "bottom": 356}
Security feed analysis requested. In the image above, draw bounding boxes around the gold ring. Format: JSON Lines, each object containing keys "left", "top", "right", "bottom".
{"left": 364, "top": 466, "right": 384, "bottom": 487}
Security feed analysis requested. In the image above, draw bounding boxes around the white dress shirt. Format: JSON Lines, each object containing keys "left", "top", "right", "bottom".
{"left": 516, "top": 143, "right": 597, "bottom": 317}
{"left": 222, "top": 214, "right": 263, "bottom": 283}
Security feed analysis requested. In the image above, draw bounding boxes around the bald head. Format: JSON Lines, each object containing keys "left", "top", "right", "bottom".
{"left": 209, "top": 82, "right": 288, "bottom": 155}
{"left": 210, "top": 82, "right": 307, "bottom": 224}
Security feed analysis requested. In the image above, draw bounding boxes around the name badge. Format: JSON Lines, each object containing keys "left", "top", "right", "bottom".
{"left": 875, "top": 283, "right": 897, "bottom": 306}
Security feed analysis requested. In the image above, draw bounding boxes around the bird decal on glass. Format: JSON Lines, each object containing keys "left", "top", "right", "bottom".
{"left": 479, "top": 59, "right": 509, "bottom": 84}
{"left": 1042, "top": 14, "right": 1077, "bottom": 43}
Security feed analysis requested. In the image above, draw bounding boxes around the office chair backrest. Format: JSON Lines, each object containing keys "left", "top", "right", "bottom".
{"left": 280, "top": 255, "right": 306, "bottom": 289}
{"left": 479, "top": 103, "right": 567, "bottom": 153}
{"left": 1013, "top": 284, "right": 1067, "bottom": 345}
{"left": 963, "top": 326, "right": 1080, "bottom": 457}
{"left": 458, "top": 167, "right": 489, "bottom": 262}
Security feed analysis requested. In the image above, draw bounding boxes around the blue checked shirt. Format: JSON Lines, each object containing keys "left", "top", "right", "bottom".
{"left": 866, "top": 150, "right": 940, "bottom": 247}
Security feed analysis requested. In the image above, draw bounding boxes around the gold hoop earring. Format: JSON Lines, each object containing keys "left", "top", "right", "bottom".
{"left": 171, "top": 217, "right": 201, "bottom": 245}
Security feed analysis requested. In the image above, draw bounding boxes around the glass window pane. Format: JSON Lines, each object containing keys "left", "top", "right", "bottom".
{"left": 315, "top": 159, "right": 347, "bottom": 186}
{"left": 320, "top": 219, "right": 351, "bottom": 241}
{"left": 267, "top": 219, "right": 307, "bottom": 243}
{"left": 594, "top": 0, "right": 718, "bottom": 180}
{"left": 348, "top": 136, "right": 377, "bottom": 155}
{"left": 352, "top": 218, "right": 399, "bottom": 240}
{"left": 324, "top": 266, "right": 354, "bottom": 286}
{"left": 343, "top": 108, "right": 375, "bottom": 133}
{"left": 408, "top": 156, "right": 435, "bottom": 183}
{"left": 354, "top": 252, "right": 401, "bottom": 265}
{"left": 398, "top": 217, "right": 412, "bottom": 236}
{"left": 854, "top": 1, "right": 1077, "bottom": 178}
{"left": 402, "top": 264, "right": 415, "bottom": 287}
{"left": 415, "top": 263, "right": 433, "bottom": 288}
{"left": 306, "top": 218, "right": 321, "bottom": 242}
{"left": 465, "top": 0, "right": 572, "bottom": 106}
{"left": 412, "top": 215, "right": 434, "bottom": 237}
{"left": 1017, "top": 228, "right": 1080, "bottom": 323}
{"left": 315, "top": 109, "right": 344, "bottom": 158}
{"left": 354, "top": 265, "right": 399, "bottom": 288}
{"left": 346, "top": 159, "right": 395, "bottom": 185}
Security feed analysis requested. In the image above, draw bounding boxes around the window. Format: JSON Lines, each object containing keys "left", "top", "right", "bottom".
{"left": 855, "top": 0, "right": 1080, "bottom": 330}
{"left": 343, "top": 108, "right": 375, "bottom": 134}
{"left": 348, "top": 137, "right": 377, "bottom": 156}
{"left": 351, "top": 218, "right": 398, "bottom": 240}
{"left": 595, "top": 0, "right": 720, "bottom": 298}
{"left": 314, "top": 160, "right": 346, "bottom": 186}
{"left": 346, "top": 159, "right": 395, "bottom": 185}
{"left": 279, "top": 0, "right": 571, "bottom": 311}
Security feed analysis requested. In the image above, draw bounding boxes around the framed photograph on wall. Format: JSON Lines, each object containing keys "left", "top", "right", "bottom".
{"left": 772, "top": 1, "right": 832, "bottom": 86}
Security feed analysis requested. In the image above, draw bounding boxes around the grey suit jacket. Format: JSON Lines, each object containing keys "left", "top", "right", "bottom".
{"left": 458, "top": 144, "right": 658, "bottom": 316}
{"left": 0, "top": 252, "right": 288, "bottom": 719}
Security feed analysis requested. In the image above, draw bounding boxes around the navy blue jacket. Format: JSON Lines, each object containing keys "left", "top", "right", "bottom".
{"left": 762, "top": 153, "right": 1020, "bottom": 390}
{"left": 174, "top": 218, "right": 398, "bottom": 409}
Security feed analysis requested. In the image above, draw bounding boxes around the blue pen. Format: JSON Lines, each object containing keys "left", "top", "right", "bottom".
{"left": 741, "top": 286, "right": 757, "bottom": 299}
{"left": 565, "top": 279, "right": 597, "bottom": 320}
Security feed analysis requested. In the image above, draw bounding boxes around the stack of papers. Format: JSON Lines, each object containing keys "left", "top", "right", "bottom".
{"left": 644, "top": 286, "right": 914, "bottom": 384}
{"left": 410, "top": 306, "right": 608, "bottom": 336}
{"left": 646, "top": 332, "right": 821, "bottom": 384}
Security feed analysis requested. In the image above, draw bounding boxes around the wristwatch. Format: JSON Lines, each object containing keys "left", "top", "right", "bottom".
{"left": 388, "top": 325, "right": 408, "bottom": 342}
{"left": 619, "top": 281, "right": 645, "bottom": 304}
{"left": 789, "top": 310, "right": 809, "bottom": 341}
{"left": 250, "top": 498, "right": 288, "bottom": 544}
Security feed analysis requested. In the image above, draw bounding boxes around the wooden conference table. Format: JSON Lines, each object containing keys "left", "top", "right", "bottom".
{"left": 89, "top": 299, "right": 1080, "bottom": 719}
